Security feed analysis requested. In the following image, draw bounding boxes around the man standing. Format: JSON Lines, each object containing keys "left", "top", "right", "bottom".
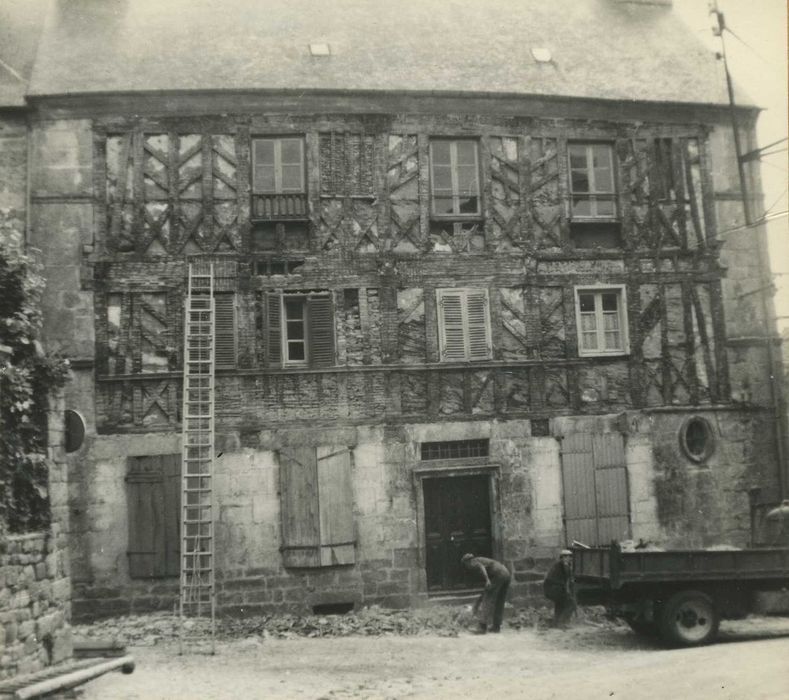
{"left": 543, "top": 549, "right": 576, "bottom": 627}
{"left": 461, "top": 553, "right": 511, "bottom": 634}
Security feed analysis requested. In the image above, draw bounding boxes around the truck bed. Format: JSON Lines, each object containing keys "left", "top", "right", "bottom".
{"left": 573, "top": 545, "right": 789, "bottom": 590}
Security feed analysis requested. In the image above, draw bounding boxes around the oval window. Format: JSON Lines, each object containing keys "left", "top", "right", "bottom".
{"left": 680, "top": 416, "right": 714, "bottom": 463}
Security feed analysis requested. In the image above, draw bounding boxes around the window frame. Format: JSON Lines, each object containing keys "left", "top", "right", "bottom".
{"left": 567, "top": 142, "right": 618, "bottom": 221}
{"left": 251, "top": 136, "right": 306, "bottom": 195}
{"left": 269, "top": 290, "right": 335, "bottom": 368}
{"left": 429, "top": 138, "right": 482, "bottom": 219}
{"left": 435, "top": 287, "right": 492, "bottom": 362}
{"left": 573, "top": 284, "right": 629, "bottom": 357}
{"left": 281, "top": 292, "right": 309, "bottom": 366}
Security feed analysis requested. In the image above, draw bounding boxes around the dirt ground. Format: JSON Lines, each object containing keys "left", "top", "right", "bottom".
{"left": 71, "top": 612, "right": 789, "bottom": 700}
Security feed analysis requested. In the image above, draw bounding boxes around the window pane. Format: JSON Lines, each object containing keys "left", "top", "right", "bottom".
{"left": 458, "top": 196, "right": 479, "bottom": 215}
{"left": 455, "top": 141, "right": 477, "bottom": 165}
{"left": 582, "top": 331, "right": 598, "bottom": 350}
{"left": 280, "top": 139, "right": 302, "bottom": 163}
{"left": 288, "top": 342, "right": 305, "bottom": 361}
{"left": 571, "top": 171, "right": 590, "bottom": 193}
{"left": 573, "top": 198, "right": 592, "bottom": 217}
{"left": 580, "top": 313, "right": 597, "bottom": 332}
{"left": 432, "top": 164, "right": 454, "bottom": 192}
{"left": 602, "top": 312, "right": 620, "bottom": 331}
{"left": 433, "top": 197, "right": 455, "bottom": 215}
{"left": 579, "top": 293, "right": 595, "bottom": 313}
{"left": 254, "top": 140, "right": 275, "bottom": 164}
{"left": 456, "top": 165, "right": 478, "bottom": 196}
{"left": 604, "top": 330, "right": 622, "bottom": 350}
{"left": 595, "top": 198, "right": 615, "bottom": 216}
{"left": 591, "top": 144, "right": 611, "bottom": 169}
{"left": 253, "top": 165, "right": 276, "bottom": 192}
{"left": 569, "top": 145, "right": 587, "bottom": 169}
{"left": 594, "top": 167, "right": 613, "bottom": 193}
{"left": 431, "top": 141, "right": 451, "bottom": 164}
{"left": 287, "top": 320, "right": 305, "bottom": 340}
{"left": 284, "top": 298, "right": 304, "bottom": 320}
{"left": 602, "top": 293, "right": 619, "bottom": 312}
{"left": 281, "top": 164, "right": 303, "bottom": 192}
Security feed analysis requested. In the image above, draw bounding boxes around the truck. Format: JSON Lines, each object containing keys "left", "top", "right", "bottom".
{"left": 572, "top": 542, "right": 789, "bottom": 646}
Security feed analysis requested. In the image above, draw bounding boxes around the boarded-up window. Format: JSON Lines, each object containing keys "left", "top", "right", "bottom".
{"left": 279, "top": 446, "right": 356, "bottom": 567}
{"left": 560, "top": 433, "right": 630, "bottom": 546}
{"left": 214, "top": 293, "right": 237, "bottom": 369}
{"left": 319, "top": 132, "right": 375, "bottom": 196}
{"left": 126, "top": 454, "right": 181, "bottom": 578}
{"left": 436, "top": 288, "right": 492, "bottom": 362}
{"left": 264, "top": 291, "right": 335, "bottom": 368}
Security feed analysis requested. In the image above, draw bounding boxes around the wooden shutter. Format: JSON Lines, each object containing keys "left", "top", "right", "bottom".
{"left": 266, "top": 292, "right": 282, "bottom": 367}
{"left": 307, "top": 295, "right": 335, "bottom": 368}
{"left": 279, "top": 447, "right": 321, "bottom": 567}
{"left": 560, "top": 433, "right": 630, "bottom": 546}
{"left": 126, "top": 456, "right": 166, "bottom": 578}
{"left": 316, "top": 446, "right": 356, "bottom": 565}
{"left": 279, "top": 445, "right": 356, "bottom": 567}
{"left": 437, "top": 290, "right": 467, "bottom": 361}
{"left": 163, "top": 454, "right": 181, "bottom": 577}
{"left": 214, "top": 294, "right": 236, "bottom": 368}
{"left": 466, "top": 289, "right": 491, "bottom": 360}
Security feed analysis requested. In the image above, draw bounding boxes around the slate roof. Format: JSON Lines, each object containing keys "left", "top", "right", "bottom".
{"left": 24, "top": 0, "right": 741, "bottom": 107}
{"left": 0, "top": 0, "right": 48, "bottom": 107}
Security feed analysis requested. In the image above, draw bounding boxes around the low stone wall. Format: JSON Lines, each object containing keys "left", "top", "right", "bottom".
{"left": 0, "top": 531, "right": 72, "bottom": 679}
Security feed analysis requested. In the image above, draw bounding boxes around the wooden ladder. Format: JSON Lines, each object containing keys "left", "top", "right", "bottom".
{"left": 179, "top": 262, "right": 216, "bottom": 654}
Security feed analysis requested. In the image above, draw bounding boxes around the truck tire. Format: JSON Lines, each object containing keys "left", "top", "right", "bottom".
{"left": 658, "top": 590, "right": 719, "bottom": 647}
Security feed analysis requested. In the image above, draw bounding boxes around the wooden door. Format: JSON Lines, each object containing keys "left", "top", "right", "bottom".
{"left": 424, "top": 475, "right": 492, "bottom": 591}
{"left": 561, "top": 433, "right": 631, "bottom": 546}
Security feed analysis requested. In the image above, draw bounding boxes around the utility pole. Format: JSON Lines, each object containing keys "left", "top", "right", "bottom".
{"left": 709, "top": 1, "right": 788, "bottom": 501}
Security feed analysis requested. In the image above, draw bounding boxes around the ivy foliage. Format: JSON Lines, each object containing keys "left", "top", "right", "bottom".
{"left": 1, "top": 224, "right": 70, "bottom": 533}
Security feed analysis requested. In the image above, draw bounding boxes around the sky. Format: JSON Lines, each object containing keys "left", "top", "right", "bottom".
{"left": 673, "top": 0, "right": 789, "bottom": 326}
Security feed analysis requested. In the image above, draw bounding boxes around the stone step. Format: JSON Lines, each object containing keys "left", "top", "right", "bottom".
{"left": 427, "top": 591, "right": 481, "bottom": 607}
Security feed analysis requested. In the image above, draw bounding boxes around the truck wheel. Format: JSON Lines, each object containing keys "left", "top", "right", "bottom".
{"left": 659, "top": 590, "right": 719, "bottom": 647}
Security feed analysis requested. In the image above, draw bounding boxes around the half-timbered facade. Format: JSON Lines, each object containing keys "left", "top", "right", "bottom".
{"left": 9, "top": 0, "right": 785, "bottom": 618}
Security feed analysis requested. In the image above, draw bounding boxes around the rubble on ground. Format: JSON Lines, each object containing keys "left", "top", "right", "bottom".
{"left": 71, "top": 605, "right": 620, "bottom": 647}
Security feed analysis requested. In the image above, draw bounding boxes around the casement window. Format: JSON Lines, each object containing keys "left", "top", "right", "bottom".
{"left": 214, "top": 293, "right": 237, "bottom": 369}
{"left": 265, "top": 291, "right": 335, "bottom": 368}
{"left": 429, "top": 139, "right": 481, "bottom": 218}
{"left": 574, "top": 286, "right": 629, "bottom": 356}
{"left": 568, "top": 143, "right": 617, "bottom": 220}
{"left": 436, "top": 288, "right": 492, "bottom": 362}
{"left": 279, "top": 446, "right": 356, "bottom": 567}
{"left": 126, "top": 455, "right": 180, "bottom": 578}
{"left": 251, "top": 137, "right": 307, "bottom": 220}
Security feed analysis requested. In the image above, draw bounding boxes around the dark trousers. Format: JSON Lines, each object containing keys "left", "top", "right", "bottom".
{"left": 553, "top": 595, "right": 576, "bottom": 627}
{"left": 476, "top": 576, "right": 510, "bottom": 631}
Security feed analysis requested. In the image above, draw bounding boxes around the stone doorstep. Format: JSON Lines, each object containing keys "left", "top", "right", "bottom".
{"left": 0, "top": 656, "right": 135, "bottom": 699}
{"left": 427, "top": 591, "right": 481, "bottom": 607}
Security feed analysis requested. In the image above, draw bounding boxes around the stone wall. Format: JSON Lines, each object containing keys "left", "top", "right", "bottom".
{"left": 0, "top": 393, "right": 73, "bottom": 679}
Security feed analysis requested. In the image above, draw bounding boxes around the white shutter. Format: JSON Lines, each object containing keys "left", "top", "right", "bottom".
{"left": 437, "top": 290, "right": 467, "bottom": 361}
{"left": 437, "top": 288, "right": 491, "bottom": 362}
{"left": 466, "top": 290, "right": 491, "bottom": 360}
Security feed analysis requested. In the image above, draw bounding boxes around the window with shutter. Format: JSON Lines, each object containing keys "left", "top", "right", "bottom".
{"left": 126, "top": 454, "right": 180, "bottom": 579}
{"left": 436, "top": 288, "right": 492, "bottom": 362}
{"left": 251, "top": 137, "right": 308, "bottom": 221}
{"left": 214, "top": 293, "right": 236, "bottom": 369}
{"left": 279, "top": 446, "right": 356, "bottom": 568}
{"left": 266, "top": 291, "right": 335, "bottom": 368}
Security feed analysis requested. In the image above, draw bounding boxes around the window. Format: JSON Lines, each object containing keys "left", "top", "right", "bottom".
{"left": 126, "top": 455, "right": 180, "bottom": 578}
{"left": 436, "top": 288, "right": 492, "bottom": 362}
{"left": 430, "top": 139, "right": 481, "bottom": 218}
{"left": 214, "top": 293, "right": 237, "bottom": 369}
{"left": 680, "top": 416, "right": 715, "bottom": 463}
{"left": 568, "top": 143, "right": 616, "bottom": 220}
{"left": 420, "top": 439, "right": 490, "bottom": 461}
{"left": 279, "top": 446, "right": 356, "bottom": 567}
{"left": 264, "top": 291, "right": 335, "bottom": 368}
{"left": 251, "top": 137, "right": 307, "bottom": 220}
{"left": 574, "top": 286, "right": 628, "bottom": 356}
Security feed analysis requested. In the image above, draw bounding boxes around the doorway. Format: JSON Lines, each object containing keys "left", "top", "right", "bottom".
{"left": 423, "top": 475, "right": 493, "bottom": 591}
